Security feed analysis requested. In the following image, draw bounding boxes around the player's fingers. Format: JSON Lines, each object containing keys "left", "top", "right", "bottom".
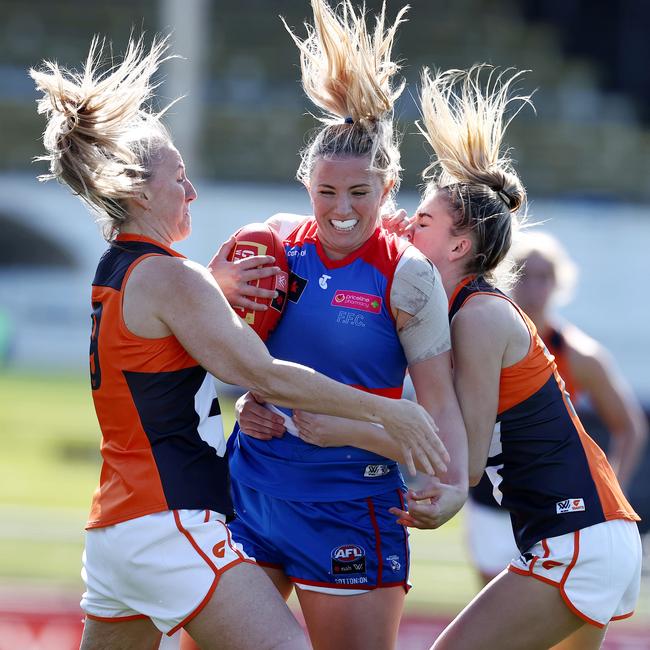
{"left": 238, "top": 285, "right": 277, "bottom": 300}
{"left": 241, "top": 265, "right": 282, "bottom": 281}
{"left": 401, "top": 446, "right": 418, "bottom": 477}
{"left": 234, "top": 298, "right": 268, "bottom": 312}
{"left": 210, "top": 235, "right": 236, "bottom": 263}
{"left": 235, "top": 254, "right": 275, "bottom": 270}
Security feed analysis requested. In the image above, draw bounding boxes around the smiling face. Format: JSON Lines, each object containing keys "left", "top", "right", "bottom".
{"left": 307, "top": 156, "right": 392, "bottom": 259}
{"left": 144, "top": 144, "right": 197, "bottom": 245}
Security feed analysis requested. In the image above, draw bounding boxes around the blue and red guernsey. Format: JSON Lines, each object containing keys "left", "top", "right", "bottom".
{"left": 87, "top": 234, "right": 232, "bottom": 529}
{"left": 229, "top": 220, "right": 409, "bottom": 501}
{"left": 449, "top": 277, "right": 639, "bottom": 552}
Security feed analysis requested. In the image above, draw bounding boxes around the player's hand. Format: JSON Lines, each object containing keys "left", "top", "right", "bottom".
{"left": 381, "top": 209, "right": 413, "bottom": 237}
{"left": 236, "top": 392, "right": 286, "bottom": 440}
{"left": 208, "top": 235, "right": 281, "bottom": 311}
{"left": 380, "top": 400, "right": 449, "bottom": 477}
{"left": 389, "top": 477, "right": 467, "bottom": 529}
{"left": 293, "top": 411, "right": 351, "bottom": 448}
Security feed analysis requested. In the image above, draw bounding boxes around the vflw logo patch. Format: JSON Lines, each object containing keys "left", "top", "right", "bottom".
{"left": 556, "top": 498, "right": 585, "bottom": 514}
{"left": 364, "top": 464, "right": 390, "bottom": 478}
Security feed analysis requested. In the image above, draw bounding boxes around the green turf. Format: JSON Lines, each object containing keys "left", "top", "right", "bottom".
{"left": 1, "top": 369, "right": 648, "bottom": 623}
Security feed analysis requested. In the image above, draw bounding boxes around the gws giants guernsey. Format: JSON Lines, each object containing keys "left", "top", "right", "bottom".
{"left": 449, "top": 276, "right": 638, "bottom": 552}
{"left": 229, "top": 221, "right": 409, "bottom": 501}
{"left": 87, "top": 234, "right": 232, "bottom": 529}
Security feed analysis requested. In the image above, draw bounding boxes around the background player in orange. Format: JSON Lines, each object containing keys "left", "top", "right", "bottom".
{"left": 30, "top": 35, "right": 448, "bottom": 650}
{"left": 465, "top": 230, "right": 648, "bottom": 586}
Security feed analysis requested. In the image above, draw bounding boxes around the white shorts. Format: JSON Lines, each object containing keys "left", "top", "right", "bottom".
{"left": 509, "top": 519, "right": 642, "bottom": 628}
{"left": 81, "top": 509, "right": 254, "bottom": 635}
{"left": 464, "top": 498, "right": 518, "bottom": 575}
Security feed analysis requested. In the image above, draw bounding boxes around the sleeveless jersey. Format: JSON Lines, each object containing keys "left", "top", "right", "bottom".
{"left": 229, "top": 221, "right": 409, "bottom": 501}
{"left": 450, "top": 276, "right": 638, "bottom": 552}
{"left": 471, "top": 325, "right": 581, "bottom": 508}
{"left": 87, "top": 234, "right": 232, "bottom": 529}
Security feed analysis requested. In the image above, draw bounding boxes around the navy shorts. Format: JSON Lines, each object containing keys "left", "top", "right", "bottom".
{"left": 229, "top": 481, "right": 410, "bottom": 594}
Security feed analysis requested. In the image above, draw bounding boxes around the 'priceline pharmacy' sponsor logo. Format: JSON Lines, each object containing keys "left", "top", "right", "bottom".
{"left": 331, "top": 290, "right": 382, "bottom": 314}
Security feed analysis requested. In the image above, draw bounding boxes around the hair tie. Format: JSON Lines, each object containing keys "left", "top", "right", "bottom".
{"left": 344, "top": 116, "right": 354, "bottom": 124}
{"left": 497, "top": 189, "right": 512, "bottom": 208}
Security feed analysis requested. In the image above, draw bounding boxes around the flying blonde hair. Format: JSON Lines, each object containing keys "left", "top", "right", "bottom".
{"left": 418, "top": 65, "right": 533, "bottom": 285}
{"left": 30, "top": 36, "right": 174, "bottom": 240}
{"left": 284, "top": 0, "right": 407, "bottom": 196}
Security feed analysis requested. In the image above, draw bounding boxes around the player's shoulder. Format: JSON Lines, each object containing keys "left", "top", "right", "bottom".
{"left": 561, "top": 322, "right": 613, "bottom": 375}
{"left": 453, "top": 292, "right": 516, "bottom": 342}
{"left": 128, "top": 254, "right": 209, "bottom": 298}
{"left": 265, "top": 213, "right": 311, "bottom": 239}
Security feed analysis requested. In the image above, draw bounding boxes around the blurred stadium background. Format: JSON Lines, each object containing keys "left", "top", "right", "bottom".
{"left": 1, "top": 0, "right": 649, "bottom": 648}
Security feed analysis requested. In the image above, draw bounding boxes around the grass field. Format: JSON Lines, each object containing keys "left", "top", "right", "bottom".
{"left": 1, "top": 370, "right": 648, "bottom": 624}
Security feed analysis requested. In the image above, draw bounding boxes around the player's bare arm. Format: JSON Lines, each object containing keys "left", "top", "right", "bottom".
{"left": 126, "top": 254, "right": 449, "bottom": 476}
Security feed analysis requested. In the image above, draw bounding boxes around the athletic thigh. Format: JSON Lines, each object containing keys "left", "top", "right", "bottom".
{"left": 431, "top": 570, "right": 594, "bottom": 650}
{"left": 80, "top": 616, "right": 162, "bottom": 650}
{"left": 184, "top": 561, "right": 308, "bottom": 650}
{"left": 297, "top": 585, "right": 404, "bottom": 650}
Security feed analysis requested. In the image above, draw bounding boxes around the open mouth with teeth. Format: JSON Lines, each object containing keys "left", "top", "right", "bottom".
{"left": 331, "top": 219, "right": 358, "bottom": 231}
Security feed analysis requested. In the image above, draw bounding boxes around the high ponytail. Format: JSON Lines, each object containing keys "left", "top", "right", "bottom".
{"left": 284, "top": 0, "right": 407, "bottom": 196}
{"left": 417, "top": 65, "right": 533, "bottom": 284}
{"left": 30, "top": 36, "right": 174, "bottom": 240}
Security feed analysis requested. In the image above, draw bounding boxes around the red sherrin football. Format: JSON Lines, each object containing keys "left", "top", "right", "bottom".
{"left": 226, "top": 222, "right": 289, "bottom": 341}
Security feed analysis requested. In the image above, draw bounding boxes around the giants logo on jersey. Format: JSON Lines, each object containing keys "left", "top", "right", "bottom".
{"left": 556, "top": 498, "right": 585, "bottom": 514}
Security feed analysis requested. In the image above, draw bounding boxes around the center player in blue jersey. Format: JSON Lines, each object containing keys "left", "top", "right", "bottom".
{"left": 226, "top": 2, "right": 468, "bottom": 649}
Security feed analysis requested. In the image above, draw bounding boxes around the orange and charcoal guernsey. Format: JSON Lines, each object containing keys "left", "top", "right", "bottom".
{"left": 449, "top": 276, "right": 638, "bottom": 553}
{"left": 87, "top": 234, "right": 232, "bottom": 529}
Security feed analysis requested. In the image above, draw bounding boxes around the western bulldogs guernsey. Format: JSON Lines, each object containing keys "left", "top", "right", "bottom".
{"left": 449, "top": 276, "right": 638, "bottom": 553}
{"left": 229, "top": 220, "right": 409, "bottom": 501}
{"left": 87, "top": 234, "right": 232, "bottom": 529}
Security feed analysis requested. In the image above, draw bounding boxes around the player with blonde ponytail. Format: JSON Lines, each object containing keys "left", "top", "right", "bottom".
{"left": 388, "top": 65, "right": 641, "bottom": 650}
{"left": 31, "top": 34, "right": 449, "bottom": 650}
{"left": 227, "top": 2, "right": 468, "bottom": 649}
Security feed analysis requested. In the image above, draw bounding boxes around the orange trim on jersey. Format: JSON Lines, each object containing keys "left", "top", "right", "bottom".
{"left": 556, "top": 379, "right": 639, "bottom": 523}
{"left": 115, "top": 233, "right": 185, "bottom": 259}
{"left": 451, "top": 285, "right": 553, "bottom": 414}
{"left": 611, "top": 611, "right": 635, "bottom": 621}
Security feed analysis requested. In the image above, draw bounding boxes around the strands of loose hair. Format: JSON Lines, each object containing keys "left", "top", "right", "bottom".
{"left": 30, "top": 35, "right": 175, "bottom": 239}
{"left": 418, "top": 64, "right": 532, "bottom": 211}
{"left": 283, "top": 0, "right": 408, "bottom": 125}
{"left": 416, "top": 64, "right": 534, "bottom": 286}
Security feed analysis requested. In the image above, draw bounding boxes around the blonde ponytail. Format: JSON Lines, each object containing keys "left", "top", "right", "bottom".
{"left": 417, "top": 65, "right": 533, "bottom": 284}
{"left": 284, "top": 0, "right": 407, "bottom": 193}
{"left": 30, "top": 36, "right": 174, "bottom": 240}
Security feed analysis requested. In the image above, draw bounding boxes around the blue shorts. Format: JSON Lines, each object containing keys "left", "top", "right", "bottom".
{"left": 229, "top": 481, "right": 410, "bottom": 594}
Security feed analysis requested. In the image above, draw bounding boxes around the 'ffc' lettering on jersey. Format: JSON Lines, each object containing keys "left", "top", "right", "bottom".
{"left": 229, "top": 221, "right": 409, "bottom": 501}
{"left": 449, "top": 277, "right": 638, "bottom": 552}
{"left": 87, "top": 234, "right": 232, "bottom": 529}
